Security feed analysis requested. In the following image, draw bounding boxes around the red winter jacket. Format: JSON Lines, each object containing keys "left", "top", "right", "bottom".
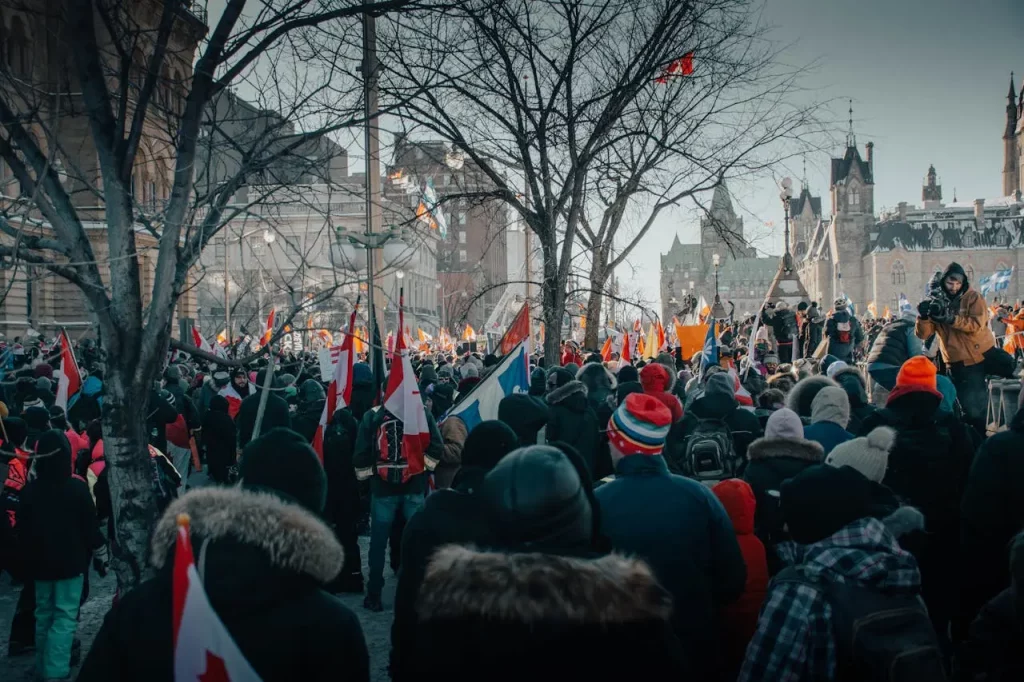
{"left": 560, "top": 349, "right": 583, "bottom": 367}
{"left": 711, "top": 478, "right": 769, "bottom": 677}
{"left": 639, "top": 363, "right": 683, "bottom": 423}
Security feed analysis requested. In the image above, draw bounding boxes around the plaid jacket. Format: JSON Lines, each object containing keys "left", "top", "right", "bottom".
{"left": 738, "top": 517, "right": 922, "bottom": 681}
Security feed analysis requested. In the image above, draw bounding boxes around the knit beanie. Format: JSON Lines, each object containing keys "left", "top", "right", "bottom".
{"left": 546, "top": 367, "right": 575, "bottom": 390}
{"left": 461, "top": 420, "right": 519, "bottom": 471}
{"left": 782, "top": 464, "right": 873, "bottom": 544}
{"left": 607, "top": 392, "right": 672, "bottom": 456}
{"left": 639, "top": 362, "right": 672, "bottom": 393}
{"left": 810, "top": 386, "right": 851, "bottom": 428}
{"left": 616, "top": 380, "right": 644, "bottom": 405}
{"left": 825, "top": 426, "right": 896, "bottom": 483}
{"left": 461, "top": 363, "right": 479, "bottom": 379}
{"left": 33, "top": 363, "right": 53, "bottom": 380}
{"left": 825, "top": 360, "right": 850, "bottom": 379}
{"left": 4, "top": 417, "right": 27, "bottom": 447}
{"left": 212, "top": 371, "right": 230, "bottom": 388}
{"left": 239, "top": 427, "right": 327, "bottom": 514}
{"left": 764, "top": 407, "right": 804, "bottom": 441}
{"left": 617, "top": 364, "right": 639, "bottom": 384}
{"left": 887, "top": 356, "right": 943, "bottom": 404}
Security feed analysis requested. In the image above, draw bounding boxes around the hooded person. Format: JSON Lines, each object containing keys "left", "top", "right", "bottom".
{"left": 291, "top": 379, "right": 326, "bottom": 444}
{"left": 785, "top": 374, "right": 840, "bottom": 422}
{"left": 456, "top": 362, "right": 481, "bottom": 395}
{"left": 498, "top": 386, "right": 550, "bottom": 448}
{"left": 742, "top": 408, "right": 824, "bottom": 551}
{"left": 196, "top": 371, "right": 229, "bottom": 421}
{"left": 824, "top": 297, "right": 865, "bottom": 364}
{"left": 235, "top": 370, "right": 292, "bottom": 448}
{"left": 915, "top": 262, "right": 1004, "bottom": 435}
{"left": 544, "top": 367, "right": 600, "bottom": 476}
{"left": 616, "top": 364, "right": 640, "bottom": 385}
{"left": 405, "top": 443, "right": 687, "bottom": 681}
{"left": 672, "top": 371, "right": 762, "bottom": 477}
{"left": 574, "top": 362, "right": 618, "bottom": 480}
{"left": 829, "top": 364, "right": 877, "bottom": 435}
{"left": 202, "top": 394, "right": 237, "bottom": 485}
{"left": 712, "top": 478, "right": 769, "bottom": 680}
{"left": 390, "top": 421, "right": 519, "bottom": 681}
{"left": 527, "top": 367, "right": 547, "bottom": 397}
{"left": 77, "top": 427, "right": 371, "bottom": 682}
{"left": 431, "top": 383, "right": 467, "bottom": 490}
{"left": 595, "top": 394, "right": 746, "bottom": 676}
{"left": 801, "top": 386, "right": 854, "bottom": 455}
{"left": 22, "top": 405, "right": 51, "bottom": 451}
{"left": 739, "top": 464, "right": 938, "bottom": 682}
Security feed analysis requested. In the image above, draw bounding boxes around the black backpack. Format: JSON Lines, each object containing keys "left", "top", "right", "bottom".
{"left": 684, "top": 417, "right": 736, "bottom": 484}
{"left": 374, "top": 408, "right": 409, "bottom": 485}
{"left": 775, "top": 567, "right": 947, "bottom": 681}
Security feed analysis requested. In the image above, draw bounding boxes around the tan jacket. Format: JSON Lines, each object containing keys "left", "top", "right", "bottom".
{"left": 915, "top": 288, "right": 994, "bottom": 366}
{"left": 433, "top": 415, "right": 468, "bottom": 489}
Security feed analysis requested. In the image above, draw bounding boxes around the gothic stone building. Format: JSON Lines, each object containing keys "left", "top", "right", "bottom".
{"left": 661, "top": 184, "right": 779, "bottom": 323}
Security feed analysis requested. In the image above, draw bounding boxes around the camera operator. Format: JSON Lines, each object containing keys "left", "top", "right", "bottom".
{"left": 915, "top": 262, "right": 994, "bottom": 434}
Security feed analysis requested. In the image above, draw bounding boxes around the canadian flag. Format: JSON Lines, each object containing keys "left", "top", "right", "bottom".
{"left": 259, "top": 309, "right": 276, "bottom": 347}
{"left": 313, "top": 307, "right": 357, "bottom": 463}
{"left": 618, "top": 331, "right": 631, "bottom": 370}
{"left": 191, "top": 327, "right": 214, "bottom": 355}
{"left": 174, "top": 514, "right": 262, "bottom": 682}
{"left": 217, "top": 383, "right": 252, "bottom": 419}
{"left": 382, "top": 296, "right": 436, "bottom": 482}
{"left": 55, "top": 330, "right": 81, "bottom": 412}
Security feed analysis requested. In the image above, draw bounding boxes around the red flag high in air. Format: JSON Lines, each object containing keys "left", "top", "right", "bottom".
{"left": 259, "top": 309, "right": 276, "bottom": 347}
{"left": 313, "top": 305, "right": 358, "bottom": 463}
{"left": 655, "top": 51, "right": 694, "bottom": 83}
{"left": 55, "top": 330, "right": 81, "bottom": 412}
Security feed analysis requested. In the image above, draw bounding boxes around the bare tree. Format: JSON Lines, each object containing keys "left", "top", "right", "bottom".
{"left": 0, "top": 0, "right": 429, "bottom": 589}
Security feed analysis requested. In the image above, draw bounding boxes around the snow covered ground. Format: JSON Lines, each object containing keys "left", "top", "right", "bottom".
{"left": 0, "top": 536, "right": 397, "bottom": 681}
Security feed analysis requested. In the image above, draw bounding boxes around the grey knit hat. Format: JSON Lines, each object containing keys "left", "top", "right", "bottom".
{"left": 825, "top": 426, "right": 896, "bottom": 483}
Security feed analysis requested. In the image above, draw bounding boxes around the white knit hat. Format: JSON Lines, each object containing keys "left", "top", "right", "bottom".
{"left": 825, "top": 426, "right": 896, "bottom": 483}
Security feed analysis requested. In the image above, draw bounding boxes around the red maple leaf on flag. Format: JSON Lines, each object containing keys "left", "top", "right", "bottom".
{"left": 199, "top": 651, "right": 230, "bottom": 682}
{"left": 654, "top": 51, "right": 694, "bottom": 83}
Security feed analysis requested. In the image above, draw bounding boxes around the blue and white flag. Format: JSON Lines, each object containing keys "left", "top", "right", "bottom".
{"left": 699, "top": 322, "right": 718, "bottom": 375}
{"left": 445, "top": 341, "right": 530, "bottom": 432}
{"left": 898, "top": 293, "right": 912, "bottom": 313}
{"left": 979, "top": 268, "right": 1014, "bottom": 297}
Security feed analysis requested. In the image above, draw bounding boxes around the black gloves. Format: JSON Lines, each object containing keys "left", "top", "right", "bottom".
{"left": 917, "top": 300, "right": 931, "bottom": 319}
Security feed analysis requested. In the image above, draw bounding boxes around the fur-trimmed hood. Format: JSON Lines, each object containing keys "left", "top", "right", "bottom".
{"left": 786, "top": 375, "right": 839, "bottom": 418}
{"left": 417, "top": 545, "right": 672, "bottom": 624}
{"left": 832, "top": 366, "right": 869, "bottom": 408}
{"left": 151, "top": 486, "right": 343, "bottom": 584}
{"left": 547, "top": 379, "right": 588, "bottom": 407}
{"left": 576, "top": 362, "right": 617, "bottom": 392}
{"left": 747, "top": 435, "right": 824, "bottom": 463}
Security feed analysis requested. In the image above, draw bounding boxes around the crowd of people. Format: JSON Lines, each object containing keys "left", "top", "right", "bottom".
{"left": 1, "top": 259, "right": 1023, "bottom": 680}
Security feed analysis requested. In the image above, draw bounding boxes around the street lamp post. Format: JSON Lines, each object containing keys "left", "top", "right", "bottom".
{"left": 710, "top": 254, "right": 727, "bottom": 319}
{"left": 780, "top": 177, "right": 794, "bottom": 274}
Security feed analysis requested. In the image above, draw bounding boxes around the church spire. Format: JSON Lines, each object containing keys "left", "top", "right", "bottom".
{"left": 801, "top": 154, "right": 808, "bottom": 190}
{"left": 846, "top": 99, "right": 856, "bottom": 148}
{"left": 1006, "top": 72, "right": 1018, "bottom": 140}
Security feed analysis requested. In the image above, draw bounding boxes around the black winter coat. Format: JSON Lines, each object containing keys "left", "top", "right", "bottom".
{"left": 148, "top": 389, "right": 179, "bottom": 454}
{"left": 866, "top": 317, "right": 919, "bottom": 367}
{"left": 77, "top": 486, "right": 369, "bottom": 682}
{"left": 741, "top": 434, "right": 824, "bottom": 547}
{"left": 201, "top": 403, "right": 237, "bottom": 484}
{"left": 322, "top": 407, "right": 361, "bottom": 534}
{"left": 235, "top": 391, "right": 292, "bottom": 447}
{"left": 497, "top": 393, "right": 549, "bottom": 447}
{"left": 958, "top": 588, "right": 1024, "bottom": 682}
{"left": 292, "top": 401, "right": 324, "bottom": 443}
{"left": 676, "top": 391, "right": 762, "bottom": 466}
{"left": 831, "top": 366, "right": 878, "bottom": 435}
{"left": 545, "top": 381, "right": 600, "bottom": 476}
{"left": 825, "top": 309, "right": 864, "bottom": 362}
{"left": 406, "top": 544, "right": 689, "bottom": 681}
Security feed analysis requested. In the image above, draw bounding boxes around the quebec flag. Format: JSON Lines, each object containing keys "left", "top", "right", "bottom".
{"left": 446, "top": 341, "right": 530, "bottom": 432}
{"left": 699, "top": 323, "right": 718, "bottom": 374}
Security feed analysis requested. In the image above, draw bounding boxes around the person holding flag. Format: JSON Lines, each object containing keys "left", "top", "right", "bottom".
{"left": 77, "top": 428, "right": 371, "bottom": 682}
{"left": 353, "top": 294, "right": 442, "bottom": 613}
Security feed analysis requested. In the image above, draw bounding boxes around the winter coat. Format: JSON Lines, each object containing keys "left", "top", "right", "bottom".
{"left": 595, "top": 454, "right": 746, "bottom": 674}
{"left": 147, "top": 388, "right": 179, "bottom": 455}
{"left": 800, "top": 305, "right": 825, "bottom": 356}
{"left": 434, "top": 415, "right": 468, "bottom": 489}
{"left": 545, "top": 380, "right": 600, "bottom": 477}
{"left": 831, "top": 366, "right": 877, "bottom": 435}
{"left": 353, "top": 406, "right": 442, "bottom": 498}
{"left": 915, "top": 263, "right": 994, "bottom": 367}
{"left": 676, "top": 386, "right": 762, "bottom": 467}
{"left": 958, "top": 587, "right": 1024, "bottom": 682}
{"left": 195, "top": 380, "right": 220, "bottom": 421}
{"left": 497, "top": 393, "right": 549, "bottom": 447}
{"left": 291, "top": 402, "right": 325, "bottom": 444}
{"left": 712, "top": 479, "right": 769, "bottom": 680}
{"left": 867, "top": 317, "right": 923, "bottom": 368}
{"left": 235, "top": 390, "right": 292, "bottom": 447}
{"left": 785, "top": 374, "right": 840, "bottom": 420}
{"left": 390, "top": 470, "right": 497, "bottom": 681}
{"left": 67, "top": 375, "right": 103, "bottom": 431}
{"left": 762, "top": 307, "right": 798, "bottom": 346}
{"left": 742, "top": 435, "right": 824, "bottom": 547}
{"left": 77, "top": 487, "right": 370, "bottom": 682}
{"left": 738, "top": 515, "right": 926, "bottom": 682}
{"left": 802, "top": 422, "right": 853, "bottom": 456}
{"left": 321, "top": 407, "right": 362, "bottom": 537}
{"left": 824, "top": 309, "right": 864, "bottom": 363}
{"left": 578, "top": 363, "right": 618, "bottom": 480}
{"left": 959, "top": 407, "right": 1024, "bottom": 631}
{"left": 201, "top": 397, "right": 237, "bottom": 484}
{"left": 406, "top": 545, "right": 688, "bottom": 681}
{"left": 17, "top": 440, "right": 103, "bottom": 580}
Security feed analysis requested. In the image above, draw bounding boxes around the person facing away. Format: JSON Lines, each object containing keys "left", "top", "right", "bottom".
{"left": 825, "top": 297, "right": 864, "bottom": 364}
{"left": 595, "top": 392, "right": 746, "bottom": 677}
{"left": 802, "top": 386, "right": 854, "bottom": 455}
{"left": 78, "top": 427, "right": 370, "bottom": 682}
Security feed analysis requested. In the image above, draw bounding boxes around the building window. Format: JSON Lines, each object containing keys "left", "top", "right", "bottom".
{"left": 931, "top": 230, "right": 944, "bottom": 249}
{"left": 214, "top": 242, "right": 225, "bottom": 260}
{"left": 962, "top": 230, "right": 975, "bottom": 248}
{"left": 965, "top": 265, "right": 975, "bottom": 282}
{"left": 995, "top": 230, "right": 1009, "bottom": 247}
{"left": 458, "top": 231, "right": 466, "bottom": 244}
{"left": 847, "top": 186, "right": 859, "bottom": 209}
{"left": 459, "top": 249, "right": 467, "bottom": 263}
{"left": 458, "top": 212, "right": 467, "bottom": 225}
{"left": 891, "top": 260, "right": 906, "bottom": 285}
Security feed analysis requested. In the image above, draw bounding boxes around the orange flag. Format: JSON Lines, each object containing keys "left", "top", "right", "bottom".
{"left": 600, "top": 335, "right": 613, "bottom": 362}
{"left": 636, "top": 332, "right": 646, "bottom": 358}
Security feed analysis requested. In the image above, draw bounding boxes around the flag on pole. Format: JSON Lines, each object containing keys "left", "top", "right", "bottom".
{"left": 381, "top": 295, "right": 436, "bottom": 480}
{"left": 883, "top": 306, "right": 891, "bottom": 319}
{"left": 191, "top": 326, "right": 213, "bottom": 355}
{"left": 259, "top": 309, "right": 276, "bottom": 347}
{"left": 656, "top": 319, "right": 666, "bottom": 351}
{"left": 313, "top": 306, "right": 358, "bottom": 463}
{"left": 446, "top": 342, "right": 530, "bottom": 432}
{"left": 979, "top": 267, "right": 1015, "bottom": 297}
{"left": 699, "top": 322, "right": 718, "bottom": 376}
{"left": 867, "top": 301, "right": 878, "bottom": 318}
{"left": 644, "top": 323, "right": 658, "bottom": 360}
{"left": 636, "top": 331, "right": 646, "bottom": 359}
{"left": 216, "top": 329, "right": 229, "bottom": 347}
{"left": 618, "top": 331, "right": 632, "bottom": 370}
{"left": 497, "top": 302, "right": 531, "bottom": 356}
{"left": 463, "top": 325, "right": 476, "bottom": 342}
{"left": 55, "top": 330, "right": 81, "bottom": 412}
{"left": 600, "top": 334, "right": 613, "bottom": 362}
{"left": 743, "top": 314, "right": 760, "bottom": 378}
{"left": 174, "top": 514, "right": 262, "bottom": 682}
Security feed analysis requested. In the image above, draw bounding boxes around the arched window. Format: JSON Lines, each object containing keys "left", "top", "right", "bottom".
{"left": 931, "top": 229, "right": 944, "bottom": 249}
{"left": 847, "top": 186, "right": 859, "bottom": 209}
{"left": 891, "top": 260, "right": 906, "bottom": 285}
{"left": 995, "top": 230, "right": 1010, "bottom": 247}
{"left": 8, "top": 16, "right": 30, "bottom": 78}
{"left": 965, "top": 264, "right": 975, "bottom": 282}
{"left": 962, "top": 230, "right": 975, "bottom": 248}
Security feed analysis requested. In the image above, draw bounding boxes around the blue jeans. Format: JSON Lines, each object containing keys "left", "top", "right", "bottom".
{"left": 367, "top": 493, "right": 425, "bottom": 596}
{"left": 35, "top": 575, "right": 83, "bottom": 680}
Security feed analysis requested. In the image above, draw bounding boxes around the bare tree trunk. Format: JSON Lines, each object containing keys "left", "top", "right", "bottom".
{"left": 584, "top": 257, "right": 608, "bottom": 349}
{"left": 541, "top": 233, "right": 565, "bottom": 361}
{"left": 103, "top": 366, "right": 161, "bottom": 587}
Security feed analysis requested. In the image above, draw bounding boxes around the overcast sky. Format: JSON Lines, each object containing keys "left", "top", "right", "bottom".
{"left": 627, "top": 0, "right": 1022, "bottom": 310}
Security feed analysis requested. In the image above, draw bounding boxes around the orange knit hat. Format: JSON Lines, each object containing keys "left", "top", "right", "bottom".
{"left": 887, "top": 356, "right": 943, "bottom": 404}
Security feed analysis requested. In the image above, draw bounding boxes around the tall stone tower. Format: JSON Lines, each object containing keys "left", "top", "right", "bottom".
{"left": 700, "top": 183, "right": 749, "bottom": 268}
{"left": 829, "top": 105, "right": 874, "bottom": 310}
{"left": 1004, "top": 74, "right": 1019, "bottom": 197}
{"left": 922, "top": 164, "right": 942, "bottom": 208}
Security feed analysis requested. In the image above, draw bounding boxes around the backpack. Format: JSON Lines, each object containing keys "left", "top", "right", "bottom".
{"left": 775, "top": 567, "right": 947, "bottom": 681}
{"left": 375, "top": 408, "right": 410, "bottom": 484}
{"left": 684, "top": 417, "right": 737, "bottom": 485}
{"left": 836, "top": 319, "right": 852, "bottom": 344}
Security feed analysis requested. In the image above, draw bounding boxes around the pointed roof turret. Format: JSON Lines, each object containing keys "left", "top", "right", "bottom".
{"left": 711, "top": 183, "right": 734, "bottom": 214}
{"left": 1007, "top": 72, "right": 1018, "bottom": 140}
{"left": 846, "top": 99, "right": 856, "bottom": 148}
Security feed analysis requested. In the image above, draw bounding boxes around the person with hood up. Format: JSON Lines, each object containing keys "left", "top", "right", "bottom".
{"left": 739, "top": 464, "right": 940, "bottom": 681}
{"left": 389, "top": 421, "right": 519, "bottom": 681}
{"left": 429, "top": 383, "right": 466, "bottom": 489}
{"left": 17, "top": 430, "right": 105, "bottom": 681}
{"left": 235, "top": 370, "right": 291, "bottom": 448}
{"left": 195, "top": 370, "right": 229, "bottom": 421}
{"left": 742, "top": 407, "right": 825, "bottom": 552}
{"left": 785, "top": 374, "right": 840, "bottom": 422}
{"left": 799, "top": 301, "right": 825, "bottom": 358}
{"left": 405, "top": 443, "right": 688, "bottom": 680}
{"left": 802, "top": 386, "right": 853, "bottom": 455}
{"left": 596, "top": 393, "right": 745, "bottom": 677}
{"left": 218, "top": 368, "right": 255, "bottom": 419}
{"left": 527, "top": 366, "right": 547, "bottom": 397}
{"left": 711, "top": 478, "right": 768, "bottom": 680}
{"left": 78, "top": 428, "right": 370, "bottom": 682}
{"left": 544, "top": 367, "right": 600, "bottom": 476}
{"left": 498, "top": 382, "right": 550, "bottom": 447}
{"left": 824, "top": 297, "right": 864, "bottom": 364}
{"left": 858, "top": 355, "right": 975, "bottom": 645}
{"left": 456, "top": 361, "right": 480, "bottom": 395}
{"left": 291, "top": 379, "right": 326, "bottom": 443}
{"left": 674, "top": 371, "right": 762, "bottom": 476}
{"left": 828, "top": 364, "right": 877, "bottom": 435}
{"left": 577, "top": 362, "right": 618, "bottom": 479}
{"left": 639, "top": 362, "right": 686, "bottom": 475}
{"left": 916, "top": 262, "right": 1004, "bottom": 434}
{"left": 202, "top": 394, "right": 237, "bottom": 485}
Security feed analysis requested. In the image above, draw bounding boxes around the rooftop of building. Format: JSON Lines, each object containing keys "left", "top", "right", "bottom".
{"left": 831, "top": 144, "right": 873, "bottom": 186}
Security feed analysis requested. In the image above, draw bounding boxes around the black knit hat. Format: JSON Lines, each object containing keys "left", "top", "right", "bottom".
{"left": 239, "top": 427, "right": 327, "bottom": 514}
{"left": 617, "top": 364, "right": 639, "bottom": 384}
{"left": 461, "top": 420, "right": 519, "bottom": 471}
{"left": 34, "top": 429, "right": 71, "bottom": 480}
{"left": 781, "top": 464, "right": 873, "bottom": 544}
{"left": 3, "top": 416, "right": 27, "bottom": 447}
